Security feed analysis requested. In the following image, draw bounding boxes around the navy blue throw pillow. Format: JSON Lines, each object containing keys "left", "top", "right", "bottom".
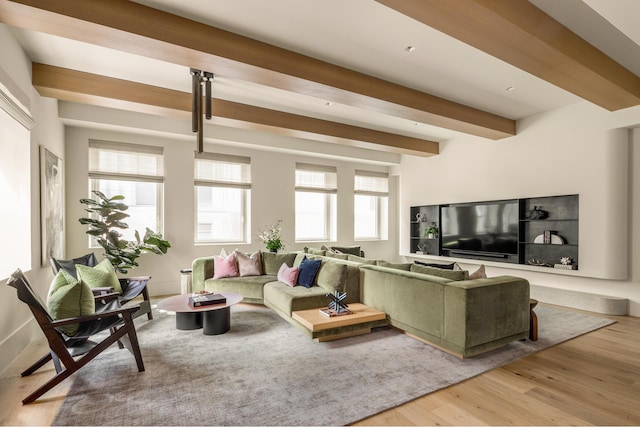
{"left": 297, "top": 257, "right": 322, "bottom": 288}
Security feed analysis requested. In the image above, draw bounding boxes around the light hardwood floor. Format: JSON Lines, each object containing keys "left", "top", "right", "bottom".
{"left": 1, "top": 303, "right": 638, "bottom": 426}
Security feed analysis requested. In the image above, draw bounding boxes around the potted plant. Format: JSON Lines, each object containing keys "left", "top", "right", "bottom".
{"left": 258, "top": 219, "right": 285, "bottom": 252}
{"left": 424, "top": 222, "right": 439, "bottom": 239}
{"left": 78, "top": 190, "right": 171, "bottom": 274}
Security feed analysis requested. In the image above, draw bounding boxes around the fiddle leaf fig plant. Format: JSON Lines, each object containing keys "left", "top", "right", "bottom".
{"left": 79, "top": 190, "right": 171, "bottom": 274}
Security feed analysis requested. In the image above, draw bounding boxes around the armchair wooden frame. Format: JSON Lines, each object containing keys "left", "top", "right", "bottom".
{"left": 50, "top": 253, "right": 153, "bottom": 320}
{"left": 7, "top": 269, "right": 145, "bottom": 404}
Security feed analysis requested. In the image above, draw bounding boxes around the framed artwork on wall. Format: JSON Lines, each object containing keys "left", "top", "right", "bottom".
{"left": 40, "top": 146, "right": 64, "bottom": 266}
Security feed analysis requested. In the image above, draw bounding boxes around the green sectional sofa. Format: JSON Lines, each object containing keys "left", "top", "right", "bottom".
{"left": 191, "top": 249, "right": 530, "bottom": 357}
{"left": 191, "top": 251, "right": 361, "bottom": 336}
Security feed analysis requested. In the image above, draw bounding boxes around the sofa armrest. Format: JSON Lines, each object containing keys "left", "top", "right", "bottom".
{"left": 443, "top": 276, "right": 530, "bottom": 350}
{"left": 191, "top": 256, "right": 216, "bottom": 292}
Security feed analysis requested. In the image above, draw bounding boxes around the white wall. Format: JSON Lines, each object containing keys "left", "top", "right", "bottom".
{"left": 0, "top": 25, "right": 65, "bottom": 372}
{"left": 64, "top": 127, "right": 397, "bottom": 296}
{"left": 397, "top": 102, "right": 640, "bottom": 316}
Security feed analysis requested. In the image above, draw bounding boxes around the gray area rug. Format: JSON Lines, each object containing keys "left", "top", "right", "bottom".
{"left": 53, "top": 303, "right": 613, "bottom": 426}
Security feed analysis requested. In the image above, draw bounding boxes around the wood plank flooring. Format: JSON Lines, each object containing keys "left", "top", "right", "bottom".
{"left": 1, "top": 303, "right": 638, "bottom": 426}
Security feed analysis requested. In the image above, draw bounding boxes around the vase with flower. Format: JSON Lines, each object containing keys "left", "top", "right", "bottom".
{"left": 258, "top": 220, "right": 285, "bottom": 252}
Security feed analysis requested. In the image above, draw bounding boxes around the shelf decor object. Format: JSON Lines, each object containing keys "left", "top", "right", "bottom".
{"left": 525, "top": 206, "right": 548, "bottom": 220}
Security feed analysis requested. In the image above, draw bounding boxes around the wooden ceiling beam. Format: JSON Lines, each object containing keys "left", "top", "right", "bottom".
{"left": 0, "top": 0, "right": 515, "bottom": 140}
{"left": 376, "top": 0, "right": 640, "bottom": 111}
{"left": 33, "top": 64, "right": 439, "bottom": 156}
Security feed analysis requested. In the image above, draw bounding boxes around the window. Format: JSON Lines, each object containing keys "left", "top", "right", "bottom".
{"left": 88, "top": 141, "right": 164, "bottom": 244}
{"left": 295, "top": 163, "right": 337, "bottom": 241}
{"left": 354, "top": 170, "right": 388, "bottom": 240}
{"left": 194, "top": 153, "right": 251, "bottom": 243}
{"left": 0, "top": 104, "right": 31, "bottom": 278}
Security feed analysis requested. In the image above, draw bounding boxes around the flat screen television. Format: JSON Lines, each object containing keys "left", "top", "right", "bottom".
{"left": 441, "top": 199, "right": 519, "bottom": 257}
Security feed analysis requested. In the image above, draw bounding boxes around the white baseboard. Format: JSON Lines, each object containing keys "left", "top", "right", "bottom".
{"left": 0, "top": 318, "right": 41, "bottom": 375}
{"left": 531, "top": 284, "right": 628, "bottom": 315}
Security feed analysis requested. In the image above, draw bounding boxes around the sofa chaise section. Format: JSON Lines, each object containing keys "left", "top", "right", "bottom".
{"left": 359, "top": 264, "right": 530, "bottom": 357}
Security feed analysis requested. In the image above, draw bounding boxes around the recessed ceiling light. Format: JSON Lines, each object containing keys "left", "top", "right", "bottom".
{"left": 414, "top": 122, "right": 420, "bottom": 126}
{"left": 505, "top": 86, "right": 515, "bottom": 91}
{"left": 405, "top": 46, "right": 416, "bottom": 53}
{"left": 326, "top": 102, "right": 333, "bottom": 106}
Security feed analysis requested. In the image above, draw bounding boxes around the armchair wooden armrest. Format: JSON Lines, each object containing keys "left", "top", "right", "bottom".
{"left": 44, "top": 304, "right": 141, "bottom": 330}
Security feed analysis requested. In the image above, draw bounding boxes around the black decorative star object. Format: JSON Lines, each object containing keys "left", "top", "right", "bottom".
{"left": 326, "top": 290, "right": 349, "bottom": 313}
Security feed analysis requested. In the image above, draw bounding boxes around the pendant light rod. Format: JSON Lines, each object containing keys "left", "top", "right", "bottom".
{"left": 190, "top": 68, "right": 201, "bottom": 133}
{"left": 204, "top": 72, "right": 213, "bottom": 120}
{"left": 191, "top": 68, "right": 213, "bottom": 153}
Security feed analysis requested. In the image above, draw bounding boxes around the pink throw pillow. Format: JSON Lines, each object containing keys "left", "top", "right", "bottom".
{"left": 277, "top": 263, "right": 299, "bottom": 287}
{"left": 213, "top": 252, "right": 239, "bottom": 279}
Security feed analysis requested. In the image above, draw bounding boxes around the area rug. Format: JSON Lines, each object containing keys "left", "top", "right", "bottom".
{"left": 53, "top": 303, "right": 613, "bottom": 426}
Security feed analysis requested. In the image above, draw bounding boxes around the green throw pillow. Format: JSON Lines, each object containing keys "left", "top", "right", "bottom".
{"left": 377, "top": 260, "right": 412, "bottom": 271}
{"left": 47, "top": 270, "right": 95, "bottom": 336}
{"left": 410, "top": 264, "right": 469, "bottom": 281}
{"left": 316, "top": 262, "right": 347, "bottom": 293}
{"left": 261, "top": 252, "right": 297, "bottom": 275}
{"left": 76, "top": 258, "right": 122, "bottom": 294}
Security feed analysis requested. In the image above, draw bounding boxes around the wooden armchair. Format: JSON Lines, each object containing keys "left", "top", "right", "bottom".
{"left": 7, "top": 269, "right": 145, "bottom": 404}
{"left": 51, "top": 253, "right": 153, "bottom": 320}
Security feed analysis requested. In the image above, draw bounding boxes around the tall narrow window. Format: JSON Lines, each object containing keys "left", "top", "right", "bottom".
{"left": 354, "top": 170, "right": 388, "bottom": 240}
{"left": 195, "top": 153, "right": 251, "bottom": 243}
{"left": 295, "top": 163, "right": 337, "bottom": 242}
{"left": 88, "top": 141, "right": 164, "bottom": 245}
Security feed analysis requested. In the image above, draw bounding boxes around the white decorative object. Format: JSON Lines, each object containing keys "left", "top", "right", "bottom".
{"left": 533, "top": 234, "right": 564, "bottom": 244}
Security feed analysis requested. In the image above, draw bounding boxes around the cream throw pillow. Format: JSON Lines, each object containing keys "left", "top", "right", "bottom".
{"left": 236, "top": 250, "right": 262, "bottom": 276}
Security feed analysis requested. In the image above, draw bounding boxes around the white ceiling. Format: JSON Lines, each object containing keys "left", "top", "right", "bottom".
{"left": 6, "top": 0, "right": 640, "bottom": 145}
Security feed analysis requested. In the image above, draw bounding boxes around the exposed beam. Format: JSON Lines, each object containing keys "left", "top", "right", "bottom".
{"left": 0, "top": 0, "right": 515, "bottom": 140}
{"left": 33, "top": 64, "right": 439, "bottom": 156}
{"left": 376, "top": 0, "right": 640, "bottom": 111}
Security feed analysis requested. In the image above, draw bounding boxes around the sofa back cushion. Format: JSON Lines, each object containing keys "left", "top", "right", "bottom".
{"left": 346, "top": 254, "right": 376, "bottom": 264}
{"left": 317, "top": 261, "right": 347, "bottom": 293}
{"left": 262, "top": 252, "right": 297, "bottom": 275}
{"left": 410, "top": 264, "right": 469, "bottom": 281}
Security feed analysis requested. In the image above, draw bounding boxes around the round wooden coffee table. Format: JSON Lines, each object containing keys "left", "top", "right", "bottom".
{"left": 157, "top": 292, "right": 243, "bottom": 335}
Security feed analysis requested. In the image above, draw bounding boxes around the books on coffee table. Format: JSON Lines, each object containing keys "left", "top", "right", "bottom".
{"left": 319, "top": 307, "right": 353, "bottom": 318}
{"left": 189, "top": 293, "right": 226, "bottom": 307}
